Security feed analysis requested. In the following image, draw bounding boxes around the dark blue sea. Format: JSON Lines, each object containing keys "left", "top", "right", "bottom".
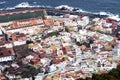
{"left": 0, "top": 0, "right": 120, "bottom": 18}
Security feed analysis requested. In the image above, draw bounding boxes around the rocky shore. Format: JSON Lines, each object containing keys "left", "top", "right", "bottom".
{"left": 45, "top": 7, "right": 108, "bottom": 18}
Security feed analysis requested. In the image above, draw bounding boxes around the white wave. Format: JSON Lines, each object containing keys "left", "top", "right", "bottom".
{"left": 55, "top": 5, "right": 120, "bottom": 21}
{"left": 1, "top": 2, "right": 51, "bottom": 10}
{"left": 0, "top": 8, "right": 4, "bottom": 10}
{"left": 0, "top": 2, "right": 34, "bottom": 10}
{"left": 0, "top": 1, "right": 6, "bottom": 4}
{"left": 107, "top": 13, "right": 120, "bottom": 21}
{"left": 6, "top": 7, "right": 16, "bottom": 10}
{"left": 55, "top": 5, "right": 74, "bottom": 11}
{"left": 55, "top": 5, "right": 87, "bottom": 13}
{"left": 99, "top": 12, "right": 108, "bottom": 15}
{"left": 94, "top": 11, "right": 120, "bottom": 21}
{"left": 15, "top": 2, "right": 32, "bottom": 8}
{"left": 14, "top": 2, "right": 52, "bottom": 8}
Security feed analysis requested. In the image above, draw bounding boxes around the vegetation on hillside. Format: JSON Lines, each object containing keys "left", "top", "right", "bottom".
{"left": 0, "top": 11, "right": 44, "bottom": 22}
{"left": 78, "top": 66, "right": 120, "bottom": 80}
{"left": 42, "top": 31, "right": 60, "bottom": 39}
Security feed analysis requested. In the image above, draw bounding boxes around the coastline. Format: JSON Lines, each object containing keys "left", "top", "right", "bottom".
{"left": 0, "top": 7, "right": 108, "bottom": 18}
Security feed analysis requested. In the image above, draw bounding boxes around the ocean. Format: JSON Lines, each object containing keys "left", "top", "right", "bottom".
{"left": 0, "top": 0, "right": 120, "bottom": 19}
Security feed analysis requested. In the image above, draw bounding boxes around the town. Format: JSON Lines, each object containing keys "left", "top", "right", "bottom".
{"left": 0, "top": 8, "right": 120, "bottom": 80}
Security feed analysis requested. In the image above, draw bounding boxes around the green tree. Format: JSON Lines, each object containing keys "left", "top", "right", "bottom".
{"left": 16, "top": 65, "right": 39, "bottom": 78}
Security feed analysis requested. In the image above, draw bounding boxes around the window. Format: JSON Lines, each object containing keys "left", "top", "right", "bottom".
{"left": 8, "top": 50, "right": 11, "bottom": 54}
{"left": 0, "top": 52, "right": 3, "bottom": 56}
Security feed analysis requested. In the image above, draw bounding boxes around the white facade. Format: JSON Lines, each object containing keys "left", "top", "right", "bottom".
{"left": 0, "top": 56, "right": 14, "bottom": 62}
{"left": 13, "top": 41, "right": 26, "bottom": 46}
{"left": 5, "top": 43, "right": 13, "bottom": 48}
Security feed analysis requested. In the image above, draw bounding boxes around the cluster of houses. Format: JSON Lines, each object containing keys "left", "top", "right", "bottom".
{"left": 0, "top": 9, "right": 120, "bottom": 80}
